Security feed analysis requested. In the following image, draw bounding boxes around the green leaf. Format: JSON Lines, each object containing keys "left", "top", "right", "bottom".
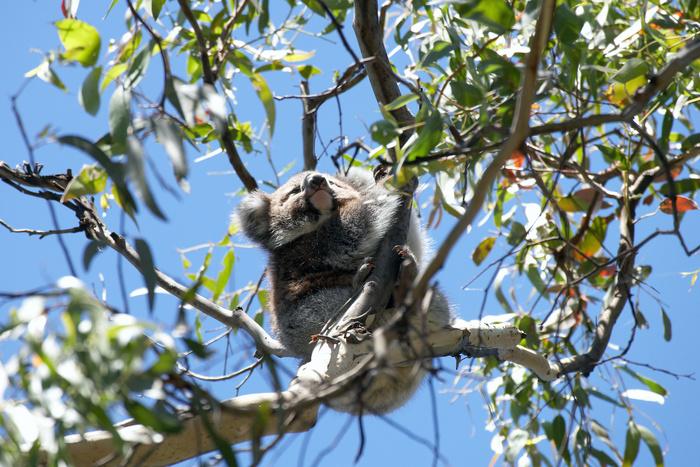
{"left": 101, "top": 63, "right": 128, "bottom": 92}
{"left": 56, "top": 19, "right": 101, "bottom": 67}
{"left": 554, "top": 4, "right": 585, "bottom": 44}
{"left": 406, "top": 110, "right": 443, "bottom": 160}
{"left": 257, "top": 289, "right": 269, "bottom": 309}
{"left": 552, "top": 415, "right": 566, "bottom": 450}
{"left": 384, "top": 94, "right": 419, "bottom": 111}
{"left": 117, "top": 29, "right": 142, "bottom": 63}
{"left": 494, "top": 269, "right": 514, "bottom": 313}
{"left": 152, "top": 117, "right": 188, "bottom": 186}
{"left": 636, "top": 424, "right": 664, "bottom": 467}
{"left": 370, "top": 120, "right": 401, "bottom": 145}
{"left": 135, "top": 238, "right": 157, "bottom": 310}
{"left": 420, "top": 41, "right": 455, "bottom": 69}
{"left": 618, "top": 366, "right": 669, "bottom": 396}
{"left": 614, "top": 58, "right": 650, "bottom": 83}
{"left": 622, "top": 422, "right": 641, "bottom": 467}
{"left": 588, "top": 389, "right": 625, "bottom": 407}
{"left": 450, "top": 82, "right": 483, "bottom": 107}
{"left": 589, "top": 448, "right": 619, "bottom": 467}
{"left": 109, "top": 86, "right": 131, "bottom": 145}
{"left": 680, "top": 133, "right": 700, "bottom": 152}
{"left": 58, "top": 135, "right": 137, "bottom": 214}
{"left": 596, "top": 145, "right": 630, "bottom": 170}
{"left": 125, "top": 43, "right": 152, "bottom": 88}
{"left": 471, "top": 237, "right": 495, "bottom": 266}
{"left": 187, "top": 55, "right": 203, "bottom": 82}
{"left": 213, "top": 250, "right": 235, "bottom": 302}
{"left": 150, "top": 0, "right": 166, "bottom": 19}
{"left": 658, "top": 179, "right": 700, "bottom": 196}
{"left": 507, "top": 222, "right": 526, "bottom": 246}
{"left": 29, "top": 61, "right": 68, "bottom": 92}
{"left": 126, "top": 400, "right": 179, "bottom": 433}
{"left": 149, "top": 348, "right": 177, "bottom": 374}
{"left": 455, "top": 0, "right": 515, "bottom": 34}
{"left": 661, "top": 307, "right": 672, "bottom": 341}
{"left": 125, "top": 138, "right": 166, "bottom": 219}
{"left": 62, "top": 165, "right": 107, "bottom": 201}
{"left": 298, "top": 65, "right": 322, "bottom": 79}
{"left": 79, "top": 67, "right": 101, "bottom": 115}
{"left": 83, "top": 240, "right": 106, "bottom": 271}
{"left": 249, "top": 73, "right": 275, "bottom": 135}
{"left": 183, "top": 338, "right": 211, "bottom": 359}
{"left": 526, "top": 264, "right": 547, "bottom": 295}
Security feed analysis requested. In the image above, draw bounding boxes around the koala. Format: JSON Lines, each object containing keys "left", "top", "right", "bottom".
{"left": 236, "top": 167, "right": 452, "bottom": 414}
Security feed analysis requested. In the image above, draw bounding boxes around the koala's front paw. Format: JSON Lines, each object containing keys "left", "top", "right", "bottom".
{"left": 353, "top": 257, "right": 376, "bottom": 289}
{"left": 373, "top": 165, "right": 388, "bottom": 182}
{"left": 393, "top": 245, "right": 418, "bottom": 280}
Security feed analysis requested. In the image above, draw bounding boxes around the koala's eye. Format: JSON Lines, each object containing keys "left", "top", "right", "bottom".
{"left": 280, "top": 186, "right": 302, "bottom": 203}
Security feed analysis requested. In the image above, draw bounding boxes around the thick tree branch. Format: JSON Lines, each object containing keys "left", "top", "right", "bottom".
{"left": 354, "top": 0, "right": 415, "bottom": 153}
{"left": 45, "top": 318, "right": 554, "bottom": 466}
{"left": 554, "top": 197, "right": 636, "bottom": 376}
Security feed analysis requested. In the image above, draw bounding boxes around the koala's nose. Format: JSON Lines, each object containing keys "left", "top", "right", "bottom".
{"left": 304, "top": 173, "right": 328, "bottom": 191}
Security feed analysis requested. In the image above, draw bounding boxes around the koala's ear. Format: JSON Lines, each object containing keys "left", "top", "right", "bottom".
{"left": 235, "top": 190, "right": 272, "bottom": 246}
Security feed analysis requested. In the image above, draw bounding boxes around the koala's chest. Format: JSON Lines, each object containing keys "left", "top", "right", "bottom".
{"left": 269, "top": 240, "right": 365, "bottom": 305}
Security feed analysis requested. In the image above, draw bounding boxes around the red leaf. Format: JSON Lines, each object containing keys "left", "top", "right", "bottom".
{"left": 510, "top": 149, "right": 525, "bottom": 168}
{"left": 653, "top": 165, "right": 682, "bottom": 183}
{"left": 598, "top": 265, "right": 617, "bottom": 278}
{"left": 61, "top": 0, "right": 68, "bottom": 18}
{"left": 660, "top": 196, "right": 699, "bottom": 214}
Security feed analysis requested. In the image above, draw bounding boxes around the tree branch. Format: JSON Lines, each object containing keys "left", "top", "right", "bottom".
{"left": 175, "top": 0, "right": 258, "bottom": 192}
{"left": 412, "top": 0, "right": 557, "bottom": 300}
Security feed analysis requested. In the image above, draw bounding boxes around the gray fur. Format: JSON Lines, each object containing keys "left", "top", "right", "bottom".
{"left": 235, "top": 167, "right": 452, "bottom": 414}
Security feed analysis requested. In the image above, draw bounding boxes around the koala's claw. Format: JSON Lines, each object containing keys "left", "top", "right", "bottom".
{"left": 353, "top": 257, "right": 376, "bottom": 289}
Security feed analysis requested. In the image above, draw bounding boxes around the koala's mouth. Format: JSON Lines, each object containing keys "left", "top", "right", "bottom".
{"left": 308, "top": 187, "right": 334, "bottom": 214}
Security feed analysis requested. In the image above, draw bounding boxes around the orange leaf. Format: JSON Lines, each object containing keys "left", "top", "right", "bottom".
{"left": 653, "top": 164, "right": 681, "bottom": 183}
{"left": 660, "top": 196, "right": 699, "bottom": 214}
{"left": 510, "top": 149, "right": 525, "bottom": 167}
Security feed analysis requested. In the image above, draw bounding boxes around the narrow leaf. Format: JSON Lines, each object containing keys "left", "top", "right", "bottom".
{"left": 212, "top": 250, "right": 235, "bottom": 302}
{"left": 135, "top": 238, "right": 157, "bottom": 311}
{"left": 109, "top": 86, "right": 131, "bottom": 145}
{"left": 472, "top": 237, "right": 495, "bottom": 266}
{"left": 79, "top": 66, "right": 101, "bottom": 115}
{"left": 636, "top": 424, "right": 664, "bottom": 467}
{"left": 661, "top": 307, "right": 672, "bottom": 341}
{"left": 249, "top": 73, "right": 275, "bottom": 135}
{"left": 152, "top": 117, "right": 188, "bottom": 185}
{"left": 125, "top": 138, "right": 166, "bottom": 219}
{"left": 622, "top": 423, "right": 641, "bottom": 467}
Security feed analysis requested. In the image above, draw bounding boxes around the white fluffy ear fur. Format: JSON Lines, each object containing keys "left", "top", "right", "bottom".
{"left": 235, "top": 190, "right": 272, "bottom": 246}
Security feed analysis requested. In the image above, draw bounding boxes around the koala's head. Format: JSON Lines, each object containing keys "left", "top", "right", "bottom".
{"left": 235, "top": 171, "right": 362, "bottom": 250}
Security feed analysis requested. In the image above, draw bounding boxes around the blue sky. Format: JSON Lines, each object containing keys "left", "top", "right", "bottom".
{"left": 1, "top": 2, "right": 699, "bottom": 466}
